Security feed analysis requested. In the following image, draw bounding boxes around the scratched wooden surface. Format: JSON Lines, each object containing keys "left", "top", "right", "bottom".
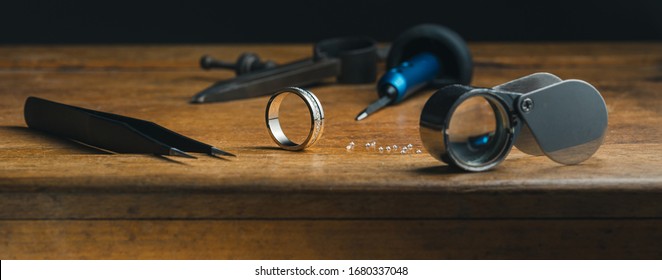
{"left": 1, "top": 43, "right": 661, "bottom": 259}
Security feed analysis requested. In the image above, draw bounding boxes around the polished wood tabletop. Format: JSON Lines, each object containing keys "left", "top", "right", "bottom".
{"left": 1, "top": 43, "right": 661, "bottom": 259}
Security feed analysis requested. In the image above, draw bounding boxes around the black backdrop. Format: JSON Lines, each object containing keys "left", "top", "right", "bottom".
{"left": 2, "top": 0, "right": 662, "bottom": 43}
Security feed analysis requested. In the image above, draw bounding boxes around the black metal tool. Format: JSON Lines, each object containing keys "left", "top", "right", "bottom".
{"left": 200, "top": 52, "right": 277, "bottom": 75}
{"left": 24, "top": 97, "right": 235, "bottom": 158}
{"left": 191, "top": 37, "right": 378, "bottom": 103}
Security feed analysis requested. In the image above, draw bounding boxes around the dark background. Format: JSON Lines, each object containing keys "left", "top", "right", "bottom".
{"left": 2, "top": 0, "right": 662, "bottom": 44}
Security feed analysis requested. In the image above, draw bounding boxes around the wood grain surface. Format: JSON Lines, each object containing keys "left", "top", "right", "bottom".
{"left": 1, "top": 43, "right": 661, "bottom": 259}
{"left": 3, "top": 219, "right": 662, "bottom": 259}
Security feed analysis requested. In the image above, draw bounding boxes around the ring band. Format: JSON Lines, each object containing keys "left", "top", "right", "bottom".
{"left": 266, "top": 87, "right": 324, "bottom": 150}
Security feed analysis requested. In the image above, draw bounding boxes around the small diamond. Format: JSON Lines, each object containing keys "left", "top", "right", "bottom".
{"left": 385, "top": 146, "right": 391, "bottom": 152}
{"left": 392, "top": 145, "right": 398, "bottom": 150}
{"left": 365, "top": 143, "right": 371, "bottom": 148}
{"left": 402, "top": 147, "right": 408, "bottom": 153}
{"left": 416, "top": 149, "right": 422, "bottom": 154}
{"left": 346, "top": 145, "right": 352, "bottom": 150}
{"left": 349, "top": 142, "right": 355, "bottom": 147}
{"left": 400, "top": 150, "right": 406, "bottom": 154}
{"left": 378, "top": 146, "right": 384, "bottom": 153}
{"left": 407, "top": 144, "right": 413, "bottom": 149}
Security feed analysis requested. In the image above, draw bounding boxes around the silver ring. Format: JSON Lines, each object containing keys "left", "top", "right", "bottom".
{"left": 265, "top": 87, "right": 324, "bottom": 151}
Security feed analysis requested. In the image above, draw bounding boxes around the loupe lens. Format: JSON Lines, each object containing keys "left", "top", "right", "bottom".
{"left": 445, "top": 94, "right": 511, "bottom": 170}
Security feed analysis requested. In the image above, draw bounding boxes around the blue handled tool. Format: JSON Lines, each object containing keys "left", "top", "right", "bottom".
{"left": 355, "top": 52, "right": 440, "bottom": 120}
{"left": 355, "top": 24, "right": 473, "bottom": 121}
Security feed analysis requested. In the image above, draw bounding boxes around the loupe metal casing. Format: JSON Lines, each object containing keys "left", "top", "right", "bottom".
{"left": 419, "top": 73, "right": 608, "bottom": 171}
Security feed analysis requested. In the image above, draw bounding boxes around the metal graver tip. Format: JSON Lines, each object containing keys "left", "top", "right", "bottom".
{"left": 355, "top": 111, "right": 368, "bottom": 121}
{"left": 355, "top": 95, "right": 392, "bottom": 121}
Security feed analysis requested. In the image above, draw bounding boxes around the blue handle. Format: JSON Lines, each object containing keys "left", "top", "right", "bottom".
{"left": 377, "top": 52, "right": 440, "bottom": 103}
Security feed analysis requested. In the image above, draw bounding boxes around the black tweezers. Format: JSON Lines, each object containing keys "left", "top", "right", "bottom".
{"left": 24, "top": 97, "right": 235, "bottom": 158}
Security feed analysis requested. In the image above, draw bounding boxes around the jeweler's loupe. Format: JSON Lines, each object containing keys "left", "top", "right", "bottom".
{"left": 419, "top": 73, "right": 608, "bottom": 171}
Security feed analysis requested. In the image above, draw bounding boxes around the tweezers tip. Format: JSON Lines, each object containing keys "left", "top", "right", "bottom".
{"left": 211, "top": 147, "right": 236, "bottom": 157}
{"left": 169, "top": 148, "right": 197, "bottom": 159}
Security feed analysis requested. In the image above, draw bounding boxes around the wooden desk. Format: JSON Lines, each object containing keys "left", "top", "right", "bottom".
{"left": 1, "top": 43, "right": 661, "bottom": 259}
